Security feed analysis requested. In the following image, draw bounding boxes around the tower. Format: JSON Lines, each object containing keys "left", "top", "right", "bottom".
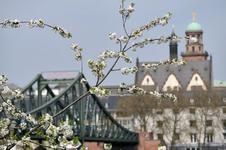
{"left": 181, "top": 12, "right": 209, "bottom": 61}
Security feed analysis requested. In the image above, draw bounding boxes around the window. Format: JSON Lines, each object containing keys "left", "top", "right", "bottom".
{"left": 174, "top": 133, "right": 180, "bottom": 140}
{"left": 199, "top": 46, "right": 201, "bottom": 51}
{"left": 173, "top": 86, "right": 179, "bottom": 91}
{"left": 105, "top": 102, "right": 109, "bottom": 109}
{"left": 173, "top": 109, "right": 179, "bottom": 114}
{"left": 190, "top": 108, "right": 196, "bottom": 114}
{"left": 223, "top": 107, "right": 226, "bottom": 113}
{"left": 190, "top": 98, "right": 195, "bottom": 105}
{"left": 157, "top": 134, "right": 163, "bottom": 140}
{"left": 223, "top": 97, "right": 226, "bottom": 103}
{"left": 192, "top": 46, "right": 195, "bottom": 52}
{"left": 195, "top": 76, "right": 198, "bottom": 81}
{"left": 223, "top": 133, "right": 226, "bottom": 139}
{"left": 190, "top": 133, "right": 197, "bottom": 142}
{"left": 206, "top": 133, "right": 213, "bottom": 142}
{"left": 222, "top": 120, "right": 226, "bottom": 130}
{"left": 190, "top": 120, "right": 197, "bottom": 128}
{"left": 206, "top": 120, "right": 212, "bottom": 127}
{"left": 157, "top": 121, "right": 163, "bottom": 128}
{"left": 156, "top": 109, "right": 163, "bottom": 115}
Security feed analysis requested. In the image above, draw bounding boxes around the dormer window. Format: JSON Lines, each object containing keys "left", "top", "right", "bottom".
{"left": 186, "top": 73, "right": 207, "bottom": 91}
{"left": 162, "top": 74, "right": 181, "bottom": 91}
{"left": 141, "top": 74, "right": 155, "bottom": 86}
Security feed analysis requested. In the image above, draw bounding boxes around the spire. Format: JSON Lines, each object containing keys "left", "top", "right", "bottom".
{"left": 169, "top": 26, "right": 178, "bottom": 60}
{"left": 192, "top": 11, "right": 197, "bottom": 22}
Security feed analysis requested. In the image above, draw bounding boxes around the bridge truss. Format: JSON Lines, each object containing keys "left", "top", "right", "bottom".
{"left": 16, "top": 72, "right": 138, "bottom": 145}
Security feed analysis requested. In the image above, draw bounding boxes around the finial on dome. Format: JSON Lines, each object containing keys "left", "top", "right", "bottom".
{"left": 172, "top": 25, "right": 175, "bottom": 32}
{"left": 192, "top": 11, "right": 197, "bottom": 22}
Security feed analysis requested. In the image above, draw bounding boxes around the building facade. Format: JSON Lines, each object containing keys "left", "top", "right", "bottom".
{"left": 102, "top": 18, "right": 226, "bottom": 149}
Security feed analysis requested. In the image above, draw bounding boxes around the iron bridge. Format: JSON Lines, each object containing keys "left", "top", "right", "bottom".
{"left": 15, "top": 72, "right": 138, "bottom": 145}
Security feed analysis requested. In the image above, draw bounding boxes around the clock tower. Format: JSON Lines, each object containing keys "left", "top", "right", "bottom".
{"left": 181, "top": 12, "right": 209, "bottom": 61}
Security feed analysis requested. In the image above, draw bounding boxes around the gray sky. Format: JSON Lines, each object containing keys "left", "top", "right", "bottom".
{"left": 0, "top": 0, "right": 226, "bottom": 87}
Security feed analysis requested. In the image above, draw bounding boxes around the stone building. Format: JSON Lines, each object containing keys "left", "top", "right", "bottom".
{"left": 102, "top": 17, "right": 226, "bottom": 149}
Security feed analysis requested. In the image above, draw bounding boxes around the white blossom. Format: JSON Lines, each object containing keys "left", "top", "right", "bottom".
{"left": 12, "top": 89, "right": 24, "bottom": 99}
{"left": 88, "top": 59, "right": 106, "bottom": 78}
{"left": 120, "top": 66, "right": 138, "bottom": 75}
{"left": 0, "top": 75, "right": 8, "bottom": 85}
{"left": 53, "top": 26, "right": 72, "bottom": 38}
{"left": 127, "top": 3, "right": 135, "bottom": 13}
{"left": 43, "top": 113, "right": 53, "bottom": 123}
{"left": 142, "top": 59, "right": 186, "bottom": 70}
{"left": 108, "top": 32, "right": 117, "bottom": 40}
{"left": 131, "top": 12, "right": 172, "bottom": 39}
{"left": 1, "top": 86, "right": 11, "bottom": 94}
{"left": 19, "top": 121, "right": 27, "bottom": 130}
{"left": 127, "top": 85, "right": 146, "bottom": 95}
{"left": 30, "top": 19, "right": 45, "bottom": 28}
{"left": 46, "top": 124, "right": 59, "bottom": 137}
{"left": 150, "top": 91, "right": 177, "bottom": 101}
{"left": 71, "top": 43, "right": 83, "bottom": 61}
{"left": 89, "top": 87, "right": 110, "bottom": 97}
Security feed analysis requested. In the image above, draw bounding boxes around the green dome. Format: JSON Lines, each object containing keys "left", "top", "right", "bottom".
{"left": 186, "top": 22, "right": 202, "bottom": 32}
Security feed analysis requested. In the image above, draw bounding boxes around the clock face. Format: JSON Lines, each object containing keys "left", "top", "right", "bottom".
{"left": 190, "top": 37, "right": 198, "bottom": 43}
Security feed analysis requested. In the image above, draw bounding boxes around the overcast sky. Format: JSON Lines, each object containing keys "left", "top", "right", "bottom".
{"left": 0, "top": 0, "right": 226, "bottom": 87}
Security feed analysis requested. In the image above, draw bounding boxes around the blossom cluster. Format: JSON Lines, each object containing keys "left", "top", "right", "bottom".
{"left": 128, "top": 85, "right": 146, "bottom": 95}
{"left": 0, "top": 75, "right": 8, "bottom": 85}
{"left": 119, "top": 2, "right": 135, "bottom": 18}
{"left": 118, "top": 83, "right": 177, "bottom": 101}
{"left": 99, "top": 50, "right": 132, "bottom": 63}
{"left": 142, "top": 59, "right": 186, "bottom": 70}
{"left": 130, "top": 35, "right": 179, "bottom": 51}
{"left": 71, "top": 43, "right": 83, "bottom": 61}
{"left": 89, "top": 87, "right": 110, "bottom": 97}
{"left": 88, "top": 59, "right": 106, "bottom": 78}
{"left": 53, "top": 25, "right": 72, "bottom": 38}
{"left": 89, "top": 50, "right": 133, "bottom": 80}
{"left": 0, "top": 118, "right": 10, "bottom": 138}
{"left": 1, "top": 85, "right": 24, "bottom": 99}
{"left": 28, "top": 19, "right": 45, "bottom": 28}
{"left": 0, "top": 19, "right": 72, "bottom": 39}
{"left": 120, "top": 66, "right": 138, "bottom": 75}
{"left": 108, "top": 32, "right": 129, "bottom": 44}
{"left": 119, "top": 84, "right": 147, "bottom": 95}
{"left": 0, "top": 19, "right": 20, "bottom": 28}
{"left": 0, "top": 75, "right": 83, "bottom": 149}
{"left": 131, "top": 12, "right": 172, "bottom": 39}
{"left": 99, "top": 50, "right": 119, "bottom": 59}
{"left": 150, "top": 91, "right": 177, "bottom": 102}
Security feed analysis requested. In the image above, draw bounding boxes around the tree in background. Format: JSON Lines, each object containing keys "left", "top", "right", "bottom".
{"left": 192, "top": 91, "right": 221, "bottom": 147}
{"left": 159, "top": 91, "right": 189, "bottom": 149}
{"left": 117, "top": 95, "right": 158, "bottom": 132}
